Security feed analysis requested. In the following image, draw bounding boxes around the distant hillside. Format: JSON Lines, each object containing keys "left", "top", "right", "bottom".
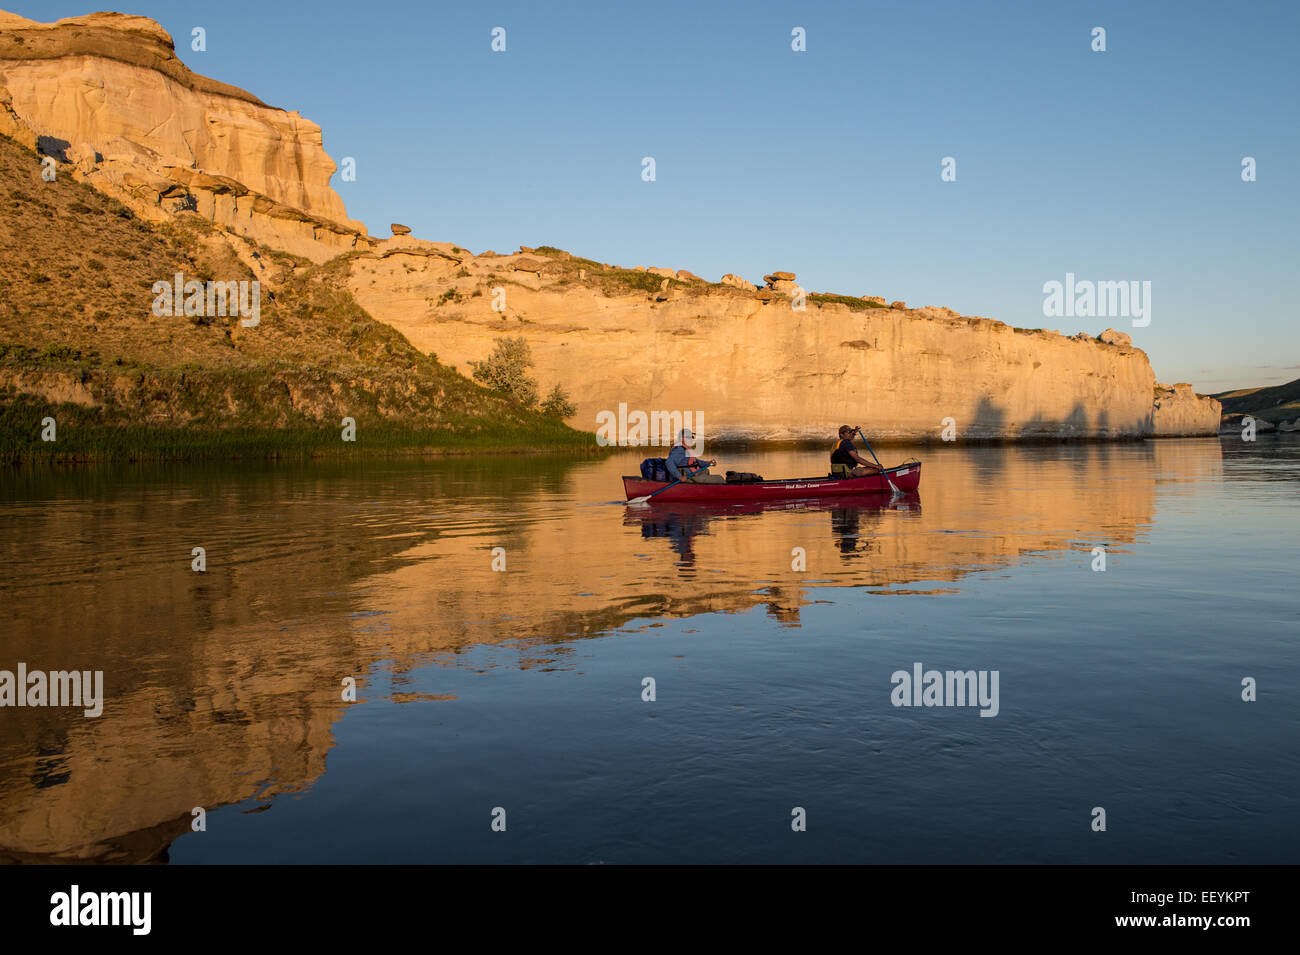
{"left": 1212, "top": 378, "right": 1300, "bottom": 425}
{"left": 0, "top": 133, "right": 591, "bottom": 462}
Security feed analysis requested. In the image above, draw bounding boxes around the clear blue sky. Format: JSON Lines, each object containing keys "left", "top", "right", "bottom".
{"left": 20, "top": 0, "right": 1300, "bottom": 392}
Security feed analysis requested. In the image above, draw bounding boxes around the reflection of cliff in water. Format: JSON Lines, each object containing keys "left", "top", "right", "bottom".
{"left": 0, "top": 455, "right": 585, "bottom": 864}
{"left": 0, "top": 441, "right": 1222, "bottom": 862}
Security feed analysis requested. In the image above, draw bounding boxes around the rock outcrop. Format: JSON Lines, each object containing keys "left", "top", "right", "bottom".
{"left": 1152, "top": 383, "right": 1222, "bottom": 436}
{"left": 763, "top": 271, "right": 801, "bottom": 296}
{"left": 0, "top": 11, "right": 367, "bottom": 262}
{"left": 511, "top": 257, "right": 546, "bottom": 275}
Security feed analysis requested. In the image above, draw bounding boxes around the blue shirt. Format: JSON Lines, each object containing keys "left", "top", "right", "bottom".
{"left": 666, "top": 445, "right": 703, "bottom": 480}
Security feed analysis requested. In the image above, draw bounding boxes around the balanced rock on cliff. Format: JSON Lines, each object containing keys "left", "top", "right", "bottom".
{"left": 511, "top": 257, "right": 546, "bottom": 275}
{"left": 1098, "top": 328, "right": 1132, "bottom": 347}
{"left": 390, "top": 223, "right": 412, "bottom": 236}
{"left": 763, "top": 271, "right": 800, "bottom": 295}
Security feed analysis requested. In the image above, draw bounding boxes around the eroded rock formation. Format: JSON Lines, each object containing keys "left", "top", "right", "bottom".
{"left": 0, "top": 11, "right": 368, "bottom": 262}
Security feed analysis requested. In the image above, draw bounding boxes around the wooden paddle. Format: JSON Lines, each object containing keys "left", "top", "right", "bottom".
{"left": 854, "top": 427, "right": 901, "bottom": 493}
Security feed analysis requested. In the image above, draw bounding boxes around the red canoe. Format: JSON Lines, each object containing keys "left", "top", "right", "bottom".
{"left": 623, "top": 462, "right": 921, "bottom": 503}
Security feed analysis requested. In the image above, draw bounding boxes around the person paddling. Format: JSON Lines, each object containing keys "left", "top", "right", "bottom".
{"left": 830, "top": 425, "right": 883, "bottom": 477}
{"left": 667, "top": 429, "right": 717, "bottom": 482}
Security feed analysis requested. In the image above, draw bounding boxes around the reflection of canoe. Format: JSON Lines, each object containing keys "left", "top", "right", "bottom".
{"left": 623, "top": 462, "right": 921, "bottom": 503}
{"left": 622, "top": 491, "right": 921, "bottom": 522}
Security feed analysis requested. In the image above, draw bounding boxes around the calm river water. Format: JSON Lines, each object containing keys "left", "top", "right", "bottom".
{"left": 1, "top": 438, "right": 1296, "bottom": 863}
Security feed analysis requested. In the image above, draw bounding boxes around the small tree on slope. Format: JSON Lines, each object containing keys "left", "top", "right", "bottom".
{"left": 470, "top": 336, "right": 539, "bottom": 408}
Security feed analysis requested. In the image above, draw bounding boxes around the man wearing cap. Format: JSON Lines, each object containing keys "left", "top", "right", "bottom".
{"left": 666, "top": 429, "right": 717, "bottom": 482}
{"left": 831, "top": 425, "right": 883, "bottom": 477}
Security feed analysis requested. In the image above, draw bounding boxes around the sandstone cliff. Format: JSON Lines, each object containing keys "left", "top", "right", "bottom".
{"left": 1152, "top": 382, "right": 1223, "bottom": 436}
{"left": 0, "top": 11, "right": 370, "bottom": 262}
{"left": 345, "top": 244, "right": 1222, "bottom": 441}
{"left": 0, "top": 9, "right": 1223, "bottom": 442}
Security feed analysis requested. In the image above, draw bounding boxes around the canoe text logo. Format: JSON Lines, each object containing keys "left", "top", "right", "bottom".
{"left": 595, "top": 404, "right": 705, "bottom": 452}
{"left": 1042, "top": 272, "right": 1151, "bottom": 328}
{"left": 890, "top": 663, "right": 999, "bottom": 717}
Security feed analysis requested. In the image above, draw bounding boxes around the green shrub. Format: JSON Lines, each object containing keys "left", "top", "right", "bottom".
{"left": 40, "top": 343, "right": 79, "bottom": 361}
{"left": 469, "top": 336, "right": 539, "bottom": 407}
{"left": 540, "top": 384, "right": 577, "bottom": 418}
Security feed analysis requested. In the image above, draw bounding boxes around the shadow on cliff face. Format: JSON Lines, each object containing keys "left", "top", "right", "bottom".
{"left": 963, "top": 394, "right": 1114, "bottom": 445}
{"left": 1009, "top": 400, "right": 1088, "bottom": 439}
{"left": 1002, "top": 400, "right": 1119, "bottom": 440}
{"left": 1066, "top": 402, "right": 1090, "bottom": 436}
{"left": 970, "top": 395, "right": 1007, "bottom": 440}
{"left": 35, "top": 134, "right": 71, "bottom": 163}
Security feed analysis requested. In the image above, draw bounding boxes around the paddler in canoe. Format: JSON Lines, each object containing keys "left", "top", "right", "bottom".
{"left": 830, "top": 425, "right": 885, "bottom": 478}
{"left": 667, "top": 429, "right": 722, "bottom": 483}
